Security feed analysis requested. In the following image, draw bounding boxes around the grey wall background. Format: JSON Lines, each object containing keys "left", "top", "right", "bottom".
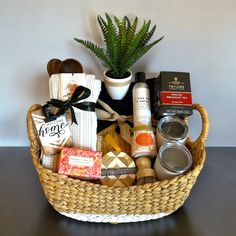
{"left": 0, "top": 0, "right": 235, "bottom": 147}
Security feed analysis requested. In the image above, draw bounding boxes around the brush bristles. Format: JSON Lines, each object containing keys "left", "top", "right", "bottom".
{"left": 137, "top": 176, "right": 157, "bottom": 185}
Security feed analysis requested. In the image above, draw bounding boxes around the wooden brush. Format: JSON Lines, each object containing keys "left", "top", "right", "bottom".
{"left": 135, "top": 157, "right": 157, "bottom": 185}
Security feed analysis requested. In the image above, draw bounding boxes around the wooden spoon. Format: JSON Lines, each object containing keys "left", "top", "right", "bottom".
{"left": 47, "top": 58, "right": 83, "bottom": 76}
{"left": 59, "top": 58, "right": 83, "bottom": 74}
{"left": 47, "top": 58, "right": 61, "bottom": 76}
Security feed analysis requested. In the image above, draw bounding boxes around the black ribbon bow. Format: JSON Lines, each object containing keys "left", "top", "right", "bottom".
{"left": 42, "top": 86, "right": 96, "bottom": 124}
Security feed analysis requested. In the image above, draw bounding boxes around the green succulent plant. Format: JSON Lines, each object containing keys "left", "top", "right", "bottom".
{"left": 74, "top": 13, "right": 164, "bottom": 79}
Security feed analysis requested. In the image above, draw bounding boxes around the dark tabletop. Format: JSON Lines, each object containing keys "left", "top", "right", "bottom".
{"left": 0, "top": 147, "right": 235, "bottom": 236}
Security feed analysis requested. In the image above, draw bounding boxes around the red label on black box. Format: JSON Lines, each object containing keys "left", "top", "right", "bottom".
{"left": 160, "top": 91, "right": 192, "bottom": 105}
{"left": 152, "top": 71, "right": 193, "bottom": 119}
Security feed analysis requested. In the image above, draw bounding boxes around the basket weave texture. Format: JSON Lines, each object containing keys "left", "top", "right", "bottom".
{"left": 26, "top": 103, "right": 209, "bottom": 223}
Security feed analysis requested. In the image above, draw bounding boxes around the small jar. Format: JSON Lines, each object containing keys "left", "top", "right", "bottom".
{"left": 154, "top": 142, "right": 192, "bottom": 180}
{"left": 131, "top": 126, "right": 157, "bottom": 158}
{"left": 156, "top": 116, "right": 188, "bottom": 149}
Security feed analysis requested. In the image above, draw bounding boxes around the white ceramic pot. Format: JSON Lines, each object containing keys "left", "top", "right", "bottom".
{"left": 103, "top": 70, "right": 132, "bottom": 100}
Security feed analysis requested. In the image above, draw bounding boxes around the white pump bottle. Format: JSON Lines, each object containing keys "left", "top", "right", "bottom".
{"left": 132, "top": 72, "right": 152, "bottom": 127}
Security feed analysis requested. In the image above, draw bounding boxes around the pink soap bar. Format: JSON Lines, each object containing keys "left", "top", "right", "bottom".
{"left": 58, "top": 147, "right": 102, "bottom": 179}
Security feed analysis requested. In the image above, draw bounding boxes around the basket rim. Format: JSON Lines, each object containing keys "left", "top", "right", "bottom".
{"left": 31, "top": 153, "right": 205, "bottom": 190}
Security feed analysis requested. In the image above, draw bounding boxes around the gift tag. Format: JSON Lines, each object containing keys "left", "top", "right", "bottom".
{"left": 31, "top": 109, "right": 74, "bottom": 155}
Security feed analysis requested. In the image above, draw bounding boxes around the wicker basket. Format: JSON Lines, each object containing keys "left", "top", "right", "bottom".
{"left": 26, "top": 103, "right": 209, "bottom": 223}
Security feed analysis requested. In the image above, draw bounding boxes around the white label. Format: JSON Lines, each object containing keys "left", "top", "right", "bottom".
{"left": 69, "top": 156, "right": 94, "bottom": 167}
{"left": 59, "top": 74, "right": 86, "bottom": 101}
{"left": 133, "top": 87, "right": 151, "bottom": 126}
{"left": 35, "top": 116, "right": 71, "bottom": 147}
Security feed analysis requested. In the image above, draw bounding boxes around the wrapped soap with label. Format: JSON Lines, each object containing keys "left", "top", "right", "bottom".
{"left": 31, "top": 108, "right": 74, "bottom": 156}
{"left": 58, "top": 147, "right": 102, "bottom": 179}
{"left": 49, "top": 73, "right": 101, "bottom": 151}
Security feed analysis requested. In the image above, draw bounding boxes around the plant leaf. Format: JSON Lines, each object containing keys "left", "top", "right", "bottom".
{"left": 74, "top": 14, "right": 164, "bottom": 79}
{"left": 104, "top": 13, "right": 118, "bottom": 66}
{"left": 142, "top": 25, "right": 157, "bottom": 46}
{"left": 74, "top": 38, "right": 111, "bottom": 69}
{"left": 120, "top": 36, "right": 164, "bottom": 75}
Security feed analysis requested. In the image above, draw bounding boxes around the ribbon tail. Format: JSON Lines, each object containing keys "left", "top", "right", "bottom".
{"left": 118, "top": 121, "right": 132, "bottom": 144}
{"left": 97, "top": 99, "right": 133, "bottom": 144}
{"left": 95, "top": 108, "right": 115, "bottom": 121}
{"left": 71, "top": 86, "right": 91, "bottom": 103}
{"left": 97, "top": 99, "right": 118, "bottom": 115}
{"left": 69, "top": 106, "right": 78, "bottom": 125}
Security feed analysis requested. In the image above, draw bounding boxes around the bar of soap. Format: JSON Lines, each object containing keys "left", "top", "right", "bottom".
{"left": 101, "top": 151, "right": 136, "bottom": 187}
{"left": 58, "top": 147, "right": 102, "bottom": 179}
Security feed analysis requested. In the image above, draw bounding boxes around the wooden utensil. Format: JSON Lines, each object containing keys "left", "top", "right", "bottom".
{"left": 47, "top": 58, "right": 61, "bottom": 76}
{"left": 47, "top": 58, "right": 83, "bottom": 76}
{"left": 59, "top": 58, "right": 83, "bottom": 74}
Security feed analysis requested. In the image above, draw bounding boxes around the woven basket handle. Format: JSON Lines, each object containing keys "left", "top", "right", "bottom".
{"left": 189, "top": 103, "right": 210, "bottom": 147}
{"left": 26, "top": 104, "right": 42, "bottom": 149}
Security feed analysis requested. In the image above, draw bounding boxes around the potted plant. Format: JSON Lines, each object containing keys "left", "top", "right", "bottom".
{"left": 74, "top": 13, "right": 164, "bottom": 100}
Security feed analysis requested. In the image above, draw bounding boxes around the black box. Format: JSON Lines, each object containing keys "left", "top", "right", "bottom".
{"left": 152, "top": 71, "right": 193, "bottom": 119}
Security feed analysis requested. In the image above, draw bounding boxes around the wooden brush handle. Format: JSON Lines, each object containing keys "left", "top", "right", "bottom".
{"left": 136, "top": 168, "right": 156, "bottom": 180}
{"left": 136, "top": 157, "right": 152, "bottom": 169}
{"left": 135, "top": 157, "right": 156, "bottom": 180}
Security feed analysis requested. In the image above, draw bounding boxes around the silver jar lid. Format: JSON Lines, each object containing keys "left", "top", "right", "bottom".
{"left": 157, "top": 116, "right": 188, "bottom": 141}
{"left": 158, "top": 142, "right": 192, "bottom": 174}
